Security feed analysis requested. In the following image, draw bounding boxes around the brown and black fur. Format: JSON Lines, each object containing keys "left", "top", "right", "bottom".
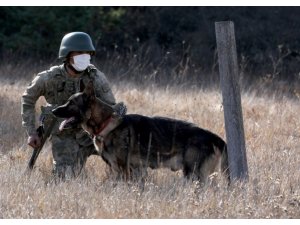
{"left": 52, "top": 81, "right": 230, "bottom": 184}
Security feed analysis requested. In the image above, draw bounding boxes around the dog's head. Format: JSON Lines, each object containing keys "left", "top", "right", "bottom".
{"left": 52, "top": 80, "right": 114, "bottom": 135}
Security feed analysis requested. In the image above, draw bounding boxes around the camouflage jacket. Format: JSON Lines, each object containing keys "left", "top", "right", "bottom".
{"left": 21, "top": 64, "right": 116, "bottom": 136}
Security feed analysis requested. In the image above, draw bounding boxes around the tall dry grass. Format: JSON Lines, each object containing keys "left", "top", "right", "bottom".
{"left": 0, "top": 61, "right": 299, "bottom": 219}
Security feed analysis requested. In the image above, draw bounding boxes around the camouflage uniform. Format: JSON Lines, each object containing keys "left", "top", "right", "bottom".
{"left": 21, "top": 64, "right": 115, "bottom": 179}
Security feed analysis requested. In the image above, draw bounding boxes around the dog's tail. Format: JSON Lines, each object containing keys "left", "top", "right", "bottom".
{"left": 221, "top": 143, "right": 230, "bottom": 184}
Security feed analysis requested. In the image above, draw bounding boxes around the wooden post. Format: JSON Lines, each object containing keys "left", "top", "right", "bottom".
{"left": 215, "top": 21, "right": 249, "bottom": 181}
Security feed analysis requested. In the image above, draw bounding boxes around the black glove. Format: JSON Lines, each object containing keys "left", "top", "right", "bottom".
{"left": 113, "top": 102, "right": 127, "bottom": 117}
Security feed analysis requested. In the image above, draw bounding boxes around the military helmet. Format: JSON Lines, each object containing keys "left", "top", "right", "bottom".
{"left": 58, "top": 32, "right": 95, "bottom": 59}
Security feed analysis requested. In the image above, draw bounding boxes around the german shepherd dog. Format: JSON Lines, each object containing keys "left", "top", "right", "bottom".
{"left": 52, "top": 81, "right": 230, "bottom": 184}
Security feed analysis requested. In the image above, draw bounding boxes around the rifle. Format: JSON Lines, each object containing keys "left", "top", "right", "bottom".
{"left": 27, "top": 108, "right": 57, "bottom": 170}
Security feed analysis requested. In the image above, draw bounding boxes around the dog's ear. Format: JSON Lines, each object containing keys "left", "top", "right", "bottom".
{"left": 84, "top": 80, "right": 95, "bottom": 97}
{"left": 79, "top": 79, "right": 85, "bottom": 92}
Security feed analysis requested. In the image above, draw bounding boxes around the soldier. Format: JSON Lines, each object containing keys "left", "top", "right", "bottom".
{"left": 21, "top": 31, "right": 116, "bottom": 180}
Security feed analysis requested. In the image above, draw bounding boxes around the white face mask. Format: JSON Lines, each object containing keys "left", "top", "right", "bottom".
{"left": 71, "top": 54, "right": 91, "bottom": 71}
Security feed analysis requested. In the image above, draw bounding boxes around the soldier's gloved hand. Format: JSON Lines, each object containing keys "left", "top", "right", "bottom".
{"left": 113, "top": 102, "right": 127, "bottom": 118}
{"left": 27, "top": 133, "right": 41, "bottom": 148}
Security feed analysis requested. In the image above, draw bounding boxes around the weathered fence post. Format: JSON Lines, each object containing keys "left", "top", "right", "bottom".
{"left": 215, "top": 21, "right": 249, "bottom": 181}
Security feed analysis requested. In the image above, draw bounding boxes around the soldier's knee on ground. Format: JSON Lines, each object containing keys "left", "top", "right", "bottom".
{"left": 52, "top": 161, "right": 83, "bottom": 181}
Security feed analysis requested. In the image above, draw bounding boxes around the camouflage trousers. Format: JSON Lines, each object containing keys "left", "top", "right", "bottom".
{"left": 50, "top": 129, "right": 97, "bottom": 180}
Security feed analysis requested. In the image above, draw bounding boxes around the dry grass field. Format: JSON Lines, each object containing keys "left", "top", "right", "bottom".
{"left": 0, "top": 61, "right": 299, "bottom": 219}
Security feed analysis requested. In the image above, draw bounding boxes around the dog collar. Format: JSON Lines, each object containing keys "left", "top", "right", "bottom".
{"left": 94, "top": 116, "right": 113, "bottom": 136}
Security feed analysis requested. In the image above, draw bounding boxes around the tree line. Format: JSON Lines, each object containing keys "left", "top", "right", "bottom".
{"left": 1, "top": 6, "right": 300, "bottom": 82}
